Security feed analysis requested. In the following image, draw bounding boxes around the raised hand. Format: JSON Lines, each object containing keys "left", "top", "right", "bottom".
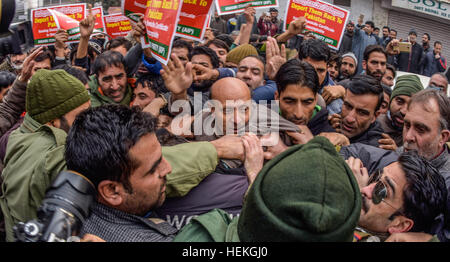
{"left": 322, "top": 85, "right": 345, "bottom": 105}
{"left": 79, "top": 5, "right": 95, "bottom": 39}
{"left": 18, "top": 46, "right": 44, "bottom": 82}
{"left": 160, "top": 54, "right": 193, "bottom": 98}
{"left": 287, "top": 16, "right": 307, "bottom": 36}
{"left": 265, "top": 36, "right": 286, "bottom": 80}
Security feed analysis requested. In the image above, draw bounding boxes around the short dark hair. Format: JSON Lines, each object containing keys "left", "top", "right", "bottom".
{"left": 92, "top": 50, "right": 125, "bottom": 76}
{"left": 52, "top": 64, "right": 89, "bottom": 85}
{"left": 298, "top": 39, "right": 330, "bottom": 63}
{"left": 328, "top": 53, "right": 340, "bottom": 66}
{"left": 65, "top": 105, "right": 158, "bottom": 192}
{"left": 390, "top": 29, "right": 397, "bottom": 35}
{"left": 172, "top": 39, "right": 193, "bottom": 54}
{"left": 374, "top": 27, "right": 380, "bottom": 32}
{"left": 423, "top": 33, "right": 431, "bottom": 41}
{"left": 397, "top": 151, "right": 448, "bottom": 233}
{"left": 381, "top": 84, "right": 392, "bottom": 97}
{"left": 382, "top": 26, "right": 390, "bottom": 31}
{"left": 34, "top": 49, "right": 54, "bottom": 63}
{"left": 205, "top": 39, "right": 230, "bottom": 52}
{"left": 275, "top": 58, "right": 320, "bottom": 95}
{"left": 408, "top": 89, "right": 450, "bottom": 131}
{"left": 189, "top": 45, "right": 220, "bottom": 69}
{"left": 135, "top": 73, "right": 163, "bottom": 97}
{"left": 363, "top": 45, "right": 387, "bottom": 62}
{"left": 106, "top": 37, "right": 132, "bottom": 51}
{"left": 434, "top": 41, "right": 442, "bottom": 47}
{"left": 216, "top": 34, "right": 234, "bottom": 47}
{"left": 365, "top": 21, "right": 375, "bottom": 29}
{"left": 386, "top": 63, "right": 396, "bottom": 78}
{"left": 347, "top": 75, "right": 384, "bottom": 112}
{"left": 0, "top": 71, "right": 16, "bottom": 89}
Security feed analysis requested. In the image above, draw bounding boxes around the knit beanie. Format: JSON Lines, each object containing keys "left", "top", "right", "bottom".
{"left": 342, "top": 52, "right": 358, "bottom": 67}
{"left": 26, "top": 69, "right": 91, "bottom": 124}
{"left": 390, "top": 74, "right": 424, "bottom": 103}
{"left": 238, "top": 136, "right": 361, "bottom": 242}
{"left": 226, "top": 44, "right": 259, "bottom": 65}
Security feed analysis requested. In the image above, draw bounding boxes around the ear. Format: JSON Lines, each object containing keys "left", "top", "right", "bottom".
{"left": 97, "top": 180, "right": 124, "bottom": 207}
{"left": 45, "top": 118, "right": 61, "bottom": 129}
{"left": 372, "top": 110, "right": 381, "bottom": 123}
{"left": 387, "top": 216, "right": 414, "bottom": 234}
{"left": 362, "top": 60, "right": 367, "bottom": 71}
{"left": 274, "top": 90, "right": 279, "bottom": 100}
{"left": 439, "top": 130, "right": 450, "bottom": 146}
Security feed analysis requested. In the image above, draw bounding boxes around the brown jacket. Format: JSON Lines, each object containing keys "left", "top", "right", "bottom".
{"left": 0, "top": 79, "right": 27, "bottom": 137}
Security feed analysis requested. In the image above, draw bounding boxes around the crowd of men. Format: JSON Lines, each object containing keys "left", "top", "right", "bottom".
{"left": 0, "top": 6, "right": 449, "bottom": 242}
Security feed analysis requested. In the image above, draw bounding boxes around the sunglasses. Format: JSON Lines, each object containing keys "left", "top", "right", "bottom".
{"left": 370, "top": 170, "right": 401, "bottom": 211}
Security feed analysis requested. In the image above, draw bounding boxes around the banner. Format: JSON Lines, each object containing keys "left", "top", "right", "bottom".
{"left": 31, "top": 3, "right": 86, "bottom": 45}
{"left": 92, "top": 6, "right": 106, "bottom": 34}
{"left": 175, "top": 0, "right": 214, "bottom": 41}
{"left": 122, "top": 0, "right": 149, "bottom": 22}
{"left": 284, "top": 0, "right": 350, "bottom": 50}
{"left": 104, "top": 13, "right": 133, "bottom": 39}
{"left": 215, "top": 0, "right": 278, "bottom": 16}
{"left": 142, "top": 0, "right": 183, "bottom": 65}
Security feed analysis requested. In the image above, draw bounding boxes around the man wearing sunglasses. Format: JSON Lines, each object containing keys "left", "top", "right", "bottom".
{"left": 347, "top": 151, "right": 447, "bottom": 242}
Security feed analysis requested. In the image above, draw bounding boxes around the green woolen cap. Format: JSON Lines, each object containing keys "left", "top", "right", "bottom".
{"left": 26, "top": 69, "right": 90, "bottom": 124}
{"left": 226, "top": 44, "right": 259, "bottom": 65}
{"left": 390, "top": 74, "right": 424, "bottom": 103}
{"left": 238, "top": 136, "right": 361, "bottom": 242}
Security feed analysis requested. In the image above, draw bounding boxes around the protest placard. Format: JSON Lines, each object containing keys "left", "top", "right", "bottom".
{"left": 142, "top": 0, "right": 183, "bottom": 65}
{"left": 175, "top": 0, "right": 213, "bottom": 41}
{"left": 215, "top": 0, "right": 278, "bottom": 16}
{"left": 284, "top": 0, "right": 350, "bottom": 50}
{"left": 104, "top": 13, "right": 133, "bottom": 39}
{"left": 31, "top": 3, "right": 86, "bottom": 45}
{"left": 92, "top": 6, "right": 106, "bottom": 34}
{"left": 122, "top": 0, "right": 148, "bottom": 22}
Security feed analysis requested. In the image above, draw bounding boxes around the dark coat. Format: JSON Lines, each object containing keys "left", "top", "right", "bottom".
{"left": 307, "top": 107, "right": 336, "bottom": 136}
{"left": 396, "top": 42, "right": 424, "bottom": 73}
{"left": 349, "top": 121, "right": 384, "bottom": 147}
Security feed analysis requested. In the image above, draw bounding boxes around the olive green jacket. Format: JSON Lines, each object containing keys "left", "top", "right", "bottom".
{"left": 0, "top": 113, "right": 218, "bottom": 241}
{"left": 87, "top": 76, "right": 133, "bottom": 108}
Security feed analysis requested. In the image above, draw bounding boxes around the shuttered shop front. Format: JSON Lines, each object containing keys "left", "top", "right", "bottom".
{"left": 388, "top": 10, "right": 450, "bottom": 63}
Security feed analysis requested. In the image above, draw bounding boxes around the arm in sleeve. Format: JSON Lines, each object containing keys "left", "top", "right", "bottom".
{"left": 124, "top": 43, "right": 143, "bottom": 77}
{"left": 0, "top": 79, "right": 27, "bottom": 136}
{"left": 163, "top": 142, "right": 219, "bottom": 197}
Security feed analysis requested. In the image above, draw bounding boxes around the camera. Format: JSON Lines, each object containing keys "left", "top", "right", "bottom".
{"left": 13, "top": 171, "right": 96, "bottom": 242}
{"left": 0, "top": 21, "right": 35, "bottom": 57}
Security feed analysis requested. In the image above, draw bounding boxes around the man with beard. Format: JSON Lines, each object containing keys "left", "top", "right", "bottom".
{"left": 377, "top": 75, "right": 424, "bottom": 149}
{"left": 275, "top": 59, "right": 335, "bottom": 136}
{"left": 0, "top": 69, "right": 91, "bottom": 241}
{"left": 336, "top": 52, "right": 358, "bottom": 82}
{"left": 322, "top": 45, "right": 387, "bottom": 112}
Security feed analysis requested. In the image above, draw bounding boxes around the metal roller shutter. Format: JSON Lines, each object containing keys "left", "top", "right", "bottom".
{"left": 388, "top": 10, "right": 450, "bottom": 62}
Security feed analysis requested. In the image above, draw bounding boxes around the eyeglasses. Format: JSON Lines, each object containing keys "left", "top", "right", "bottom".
{"left": 371, "top": 177, "right": 402, "bottom": 212}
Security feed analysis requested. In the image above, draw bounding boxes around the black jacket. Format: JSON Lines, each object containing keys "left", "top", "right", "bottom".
{"left": 307, "top": 107, "right": 335, "bottom": 136}
{"left": 396, "top": 42, "right": 424, "bottom": 73}
{"left": 349, "top": 121, "right": 384, "bottom": 147}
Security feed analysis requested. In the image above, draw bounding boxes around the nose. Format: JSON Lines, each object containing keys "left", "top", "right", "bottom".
{"left": 111, "top": 78, "right": 121, "bottom": 90}
{"left": 160, "top": 158, "right": 171, "bottom": 179}
{"left": 294, "top": 103, "right": 305, "bottom": 120}
{"left": 403, "top": 126, "right": 416, "bottom": 144}
{"left": 345, "top": 109, "right": 356, "bottom": 124}
{"left": 361, "top": 182, "right": 376, "bottom": 200}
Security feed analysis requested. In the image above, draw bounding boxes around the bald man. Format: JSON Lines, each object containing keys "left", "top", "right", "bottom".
{"left": 210, "top": 77, "right": 252, "bottom": 136}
